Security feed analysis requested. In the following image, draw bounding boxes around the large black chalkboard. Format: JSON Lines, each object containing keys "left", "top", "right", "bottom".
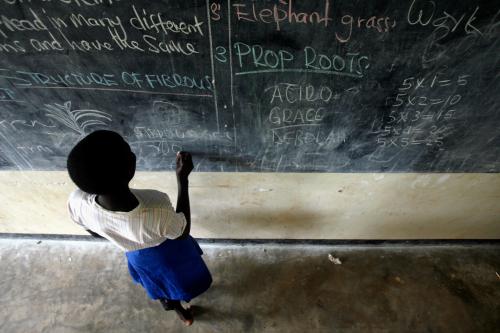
{"left": 0, "top": 0, "right": 498, "bottom": 172}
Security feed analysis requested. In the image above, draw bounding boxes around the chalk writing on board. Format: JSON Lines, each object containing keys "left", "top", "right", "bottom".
{"left": 265, "top": 83, "right": 334, "bottom": 104}
{"left": 232, "top": 0, "right": 332, "bottom": 31}
{"left": 7, "top": 119, "right": 56, "bottom": 131}
{"left": 232, "top": 43, "right": 369, "bottom": 77}
{"left": 16, "top": 145, "right": 54, "bottom": 155}
{"left": 0, "top": 0, "right": 498, "bottom": 172}
{"left": 369, "top": 70, "right": 472, "bottom": 164}
{"left": 129, "top": 140, "right": 182, "bottom": 156}
{"left": 0, "top": 1, "right": 123, "bottom": 7}
{"left": 407, "top": 0, "right": 483, "bottom": 36}
{"left": 0, "top": 68, "right": 213, "bottom": 97}
{"left": 133, "top": 127, "right": 233, "bottom": 145}
{"left": 0, "top": 3, "right": 204, "bottom": 55}
{"left": 260, "top": 81, "right": 357, "bottom": 149}
{"left": 0, "top": 87, "right": 24, "bottom": 103}
{"left": 44, "top": 101, "right": 112, "bottom": 137}
{"left": 406, "top": 0, "right": 495, "bottom": 65}
{"left": 232, "top": 0, "right": 396, "bottom": 42}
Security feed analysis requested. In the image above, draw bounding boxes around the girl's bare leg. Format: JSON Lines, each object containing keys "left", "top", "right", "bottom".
{"left": 160, "top": 299, "right": 193, "bottom": 326}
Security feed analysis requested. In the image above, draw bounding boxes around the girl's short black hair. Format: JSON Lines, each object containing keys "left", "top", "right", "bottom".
{"left": 67, "top": 130, "right": 135, "bottom": 194}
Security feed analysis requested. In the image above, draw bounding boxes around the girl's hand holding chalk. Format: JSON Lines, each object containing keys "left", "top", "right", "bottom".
{"left": 176, "top": 151, "right": 194, "bottom": 180}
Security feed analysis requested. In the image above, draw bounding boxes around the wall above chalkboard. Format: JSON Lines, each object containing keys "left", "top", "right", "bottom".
{"left": 0, "top": 0, "right": 498, "bottom": 172}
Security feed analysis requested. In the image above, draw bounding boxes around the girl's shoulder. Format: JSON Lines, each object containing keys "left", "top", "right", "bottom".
{"left": 68, "top": 188, "right": 93, "bottom": 206}
{"left": 131, "top": 189, "right": 172, "bottom": 209}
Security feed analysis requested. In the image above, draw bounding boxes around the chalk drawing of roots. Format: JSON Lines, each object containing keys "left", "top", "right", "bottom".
{"left": 44, "top": 101, "right": 112, "bottom": 137}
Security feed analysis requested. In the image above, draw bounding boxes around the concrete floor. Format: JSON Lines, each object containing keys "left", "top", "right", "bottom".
{"left": 0, "top": 239, "right": 499, "bottom": 333}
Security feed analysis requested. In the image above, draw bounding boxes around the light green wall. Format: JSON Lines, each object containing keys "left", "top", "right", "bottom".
{"left": 1, "top": 171, "right": 499, "bottom": 238}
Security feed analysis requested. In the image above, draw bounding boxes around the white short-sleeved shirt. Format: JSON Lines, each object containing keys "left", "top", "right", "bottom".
{"left": 68, "top": 189, "right": 187, "bottom": 251}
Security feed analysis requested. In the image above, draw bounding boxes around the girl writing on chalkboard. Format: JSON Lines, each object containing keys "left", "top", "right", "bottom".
{"left": 66, "top": 130, "right": 211, "bottom": 326}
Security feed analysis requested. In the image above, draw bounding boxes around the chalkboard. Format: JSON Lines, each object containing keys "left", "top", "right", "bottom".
{"left": 0, "top": 0, "right": 498, "bottom": 172}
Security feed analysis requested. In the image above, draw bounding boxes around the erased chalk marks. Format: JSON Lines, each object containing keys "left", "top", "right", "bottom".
{"left": 44, "top": 101, "right": 112, "bottom": 137}
{"left": 10, "top": 119, "right": 56, "bottom": 131}
{"left": 0, "top": 128, "right": 33, "bottom": 170}
{"left": 152, "top": 100, "right": 183, "bottom": 126}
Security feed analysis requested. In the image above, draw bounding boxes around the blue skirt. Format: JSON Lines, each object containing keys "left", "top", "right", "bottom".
{"left": 126, "top": 236, "right": 212, "bottom": 301}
